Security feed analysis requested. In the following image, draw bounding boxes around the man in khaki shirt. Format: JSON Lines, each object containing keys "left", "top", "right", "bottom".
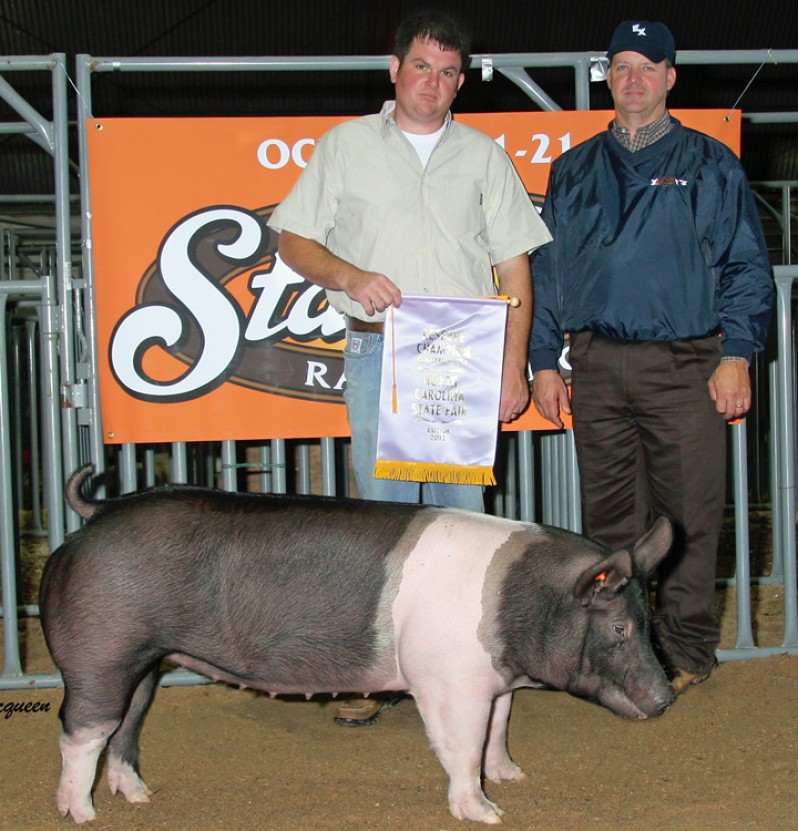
{"left": 268, "top": 11, "right": 551, "bottom": 723}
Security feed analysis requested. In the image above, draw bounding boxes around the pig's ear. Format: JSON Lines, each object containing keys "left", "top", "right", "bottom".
{"left": 574, "top": 549, "right": 633, "bottom": 607}
{"left": 632, "top": 516, "right": 673, "bottom": 578}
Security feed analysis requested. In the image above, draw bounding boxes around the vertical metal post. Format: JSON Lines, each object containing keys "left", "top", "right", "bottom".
{"left": 25, "top": 318, "right": 43, "bottom": 530}
{"left": 503, "top": 433, "right": 518, "bottom": 520}
{"left": 220, "top": 440, "right": 237, "bottom": 491}
{"left": 75, "top": 55, "right": 106, "bottom": 489}
{"left": 271, "top": 438, "right": 287, "bottom": 493}
{"left": 0, "top": 294, "right": 22, "bottom": 676}
{"left": 296, "top": 441, "right": 310, "bottom": 494}
{"left": 730, "top": 421, "right": 755, "bottom": 648}
{"left": 340, "top": 438, "right": 353, "bottom": 497}
{"left": 574, "top": 55, "right": 593, "bottom": 111}
{"left": 540, "top": 433, "right": 551, "bottom": 524}
{"left": 320, "top": 436, "right": 337, "bottom": 496}
{"left": 517, "top": 430, "right": 535, "bottom": 523}
{"left": 10, "top": 323, "right": 24, "bottom": 501}
{"left": 119, "top": 443, "right": 138, "bottom": 492}
{"left": 170, "top": 441, "right": 188, "bottom": 483}
{"left": 143, "top": 446, "right": 155, "bottom": 486}
{"left": 259, "top": 443, "right": 272, "bottom": 492}
{"left": 50, "top": 54, "right": 77, "bottom": 532}
{"left": 773, "top": 272, "right": 797, "bottom": 646}
{"left": 564, "top": 429, "right": 581, "bottom": 533}
{"left": 768, "top": 359, "right": 783, "bottom": 577}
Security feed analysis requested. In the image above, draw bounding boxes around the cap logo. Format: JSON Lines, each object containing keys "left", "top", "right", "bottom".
{"left": 607, "top": 20, "right": 676, "bottom": 65}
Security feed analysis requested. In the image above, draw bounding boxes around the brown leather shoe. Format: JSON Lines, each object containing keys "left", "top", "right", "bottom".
{"left": 671, "top": 661, "right": 716, "bottom": 695}
{"left": 333, "top": 693, "right": 404, "bottom": 726}
{"left": 333, "top": 697, "right": 384, "bottom": 726}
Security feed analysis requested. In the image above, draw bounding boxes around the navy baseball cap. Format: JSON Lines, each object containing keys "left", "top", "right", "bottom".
{"left": 607, "top": 20, "right": 676, "bottom": 64}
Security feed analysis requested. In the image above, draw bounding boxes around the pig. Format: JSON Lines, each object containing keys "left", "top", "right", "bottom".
{"left": 40, "top": 463, "right": 676, "bottom": 825}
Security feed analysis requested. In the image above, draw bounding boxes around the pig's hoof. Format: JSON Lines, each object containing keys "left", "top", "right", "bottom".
{"left": 56, "top": 789, "right": 96, "bottom": 824}
{"left": 107, "top": 756, "right": 153, "bottom": 804}
{"left": 450, "top": 794, "right": 505, "bottom": 824}
{"left": 485, "top": 759, "right": 526, "bottom": 784}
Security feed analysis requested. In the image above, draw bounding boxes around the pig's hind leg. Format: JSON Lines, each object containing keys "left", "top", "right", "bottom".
{"left": 105, "top": 666, "right": 159, "bottom": 805}
{"left": 412, "top": 686, "right": 504, "bottom": 825}
{"left": 56, "top": 661, "right": 159, "bottom": 822}
{"left": 57, "top": 720, "right": 119, "bottom": 823}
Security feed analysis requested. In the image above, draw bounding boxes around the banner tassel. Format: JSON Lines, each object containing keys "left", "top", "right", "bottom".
{"left": 373, "top": 460, "right": 497, "bottom": 487}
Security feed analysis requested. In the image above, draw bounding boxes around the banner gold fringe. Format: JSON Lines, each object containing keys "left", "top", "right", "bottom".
{"left": 373, "top": 460, "right": 496, "bottom": 486}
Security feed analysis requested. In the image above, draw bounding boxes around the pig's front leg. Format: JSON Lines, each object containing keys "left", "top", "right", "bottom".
{"left": 483, "top": 691, "right": 525, "bottom": 784}
{"left": 57, "top": 722, "right": 118, "bottom": 823}
{"left": 413, "top": 688, "right": 504, "bottom": 824}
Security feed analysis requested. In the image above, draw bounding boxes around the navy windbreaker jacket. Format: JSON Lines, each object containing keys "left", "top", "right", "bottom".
{"left": 529, "top": 118, "right": 773, "bottom": 372}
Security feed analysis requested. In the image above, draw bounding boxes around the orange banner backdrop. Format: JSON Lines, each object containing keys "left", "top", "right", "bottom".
{"left": 87, "top": 110, "right": 741, "bottom": 443}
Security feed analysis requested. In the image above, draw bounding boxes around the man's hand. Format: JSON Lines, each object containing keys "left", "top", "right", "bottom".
{"left": 708, "top": 359, "right": 751, "bottom": 420}
{"left": 499, "top": 366, "right": 530, "bottom": 423}
{"left": 278, "top": 230, "right": 401, "bottom": 315}
{"left": 531, "top": 369, "right": 571, "bottom": 429}
{"left": 340, "top": 271, "right": 402, "bottom": 317}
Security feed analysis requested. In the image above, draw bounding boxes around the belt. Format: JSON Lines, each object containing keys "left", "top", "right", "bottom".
{"left": 346, "top": 315, "right": 384, "bottom": 334}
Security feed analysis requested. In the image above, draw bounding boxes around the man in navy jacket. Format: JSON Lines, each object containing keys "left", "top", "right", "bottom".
{"left": 529, "top": 20, "right": 773, "bottom": 693}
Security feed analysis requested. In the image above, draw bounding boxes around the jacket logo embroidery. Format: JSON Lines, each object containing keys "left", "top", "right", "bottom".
{"left": 650, "top": 177, "right": 688, "bottom": 187}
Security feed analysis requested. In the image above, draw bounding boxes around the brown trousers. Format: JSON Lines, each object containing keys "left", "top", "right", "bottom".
{"left": 569, "top": 332, "right": 725, "bottom": 674}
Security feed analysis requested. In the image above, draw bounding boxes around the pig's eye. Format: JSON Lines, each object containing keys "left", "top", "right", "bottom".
{"left": 612, "top": 624, "right": 626, "bottom": 639}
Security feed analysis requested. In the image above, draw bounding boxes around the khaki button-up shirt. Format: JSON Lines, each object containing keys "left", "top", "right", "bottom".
{"left": 268, "top": 101, "right": 551, "bottom": 321}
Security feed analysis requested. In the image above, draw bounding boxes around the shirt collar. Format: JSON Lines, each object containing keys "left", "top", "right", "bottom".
{"left": 379, "top": 100, "right": 452, "bottom": 136}
{"left": 611, "top": 110, "right": 674, "bottom": 152}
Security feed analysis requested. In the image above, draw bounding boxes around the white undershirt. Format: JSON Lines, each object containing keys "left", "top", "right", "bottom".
{"left": 403, "top": 124, "right": 446, "bottom": 167}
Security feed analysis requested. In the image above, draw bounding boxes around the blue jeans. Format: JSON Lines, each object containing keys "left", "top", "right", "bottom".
{"left": 343, "top": 330, "right": 485, "bottom": 512}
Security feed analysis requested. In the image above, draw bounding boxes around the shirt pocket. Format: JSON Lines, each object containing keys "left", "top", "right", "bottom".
{"left": 439, "top": 180, "right": 485, "bottom": 236}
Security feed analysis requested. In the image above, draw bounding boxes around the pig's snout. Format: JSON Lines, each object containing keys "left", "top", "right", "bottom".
{"left": 630, "top": 695, "right": 674, "bottom": 720}
{"left": 644, "top": 674, "right": 678, "bottom": 717}
{"left": 598, "top": 678, "right": 676, "bottom": 720}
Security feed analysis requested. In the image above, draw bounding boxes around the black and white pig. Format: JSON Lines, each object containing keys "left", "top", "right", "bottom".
{"left": 40, "top": 464, "right": 676, "bottom": 825}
